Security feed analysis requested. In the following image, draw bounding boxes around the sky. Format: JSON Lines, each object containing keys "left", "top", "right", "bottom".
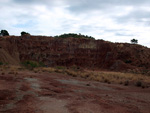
{"left": 0, "top": 0, "right": 150, "bottom": 47}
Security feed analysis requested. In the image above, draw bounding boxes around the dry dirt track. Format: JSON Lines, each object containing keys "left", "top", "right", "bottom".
{"left": 0, "top": 71, "right": 150, "bottom": 113}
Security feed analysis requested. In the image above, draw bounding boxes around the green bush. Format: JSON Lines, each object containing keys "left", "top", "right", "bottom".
{"left": 131, "top": 39, "right": 138, "bottom": 44}
{"left": 56, "top": 66, "right": 65, "bottom": 70}
{"left": 54, "top": 33, "right": 95, "bottom": 39}
{"left": 39, "top": 62, "right": 45, "bottom": 67}
{"left": 22, "top": 61, "right": 45, "bottom": 69}
{"left": 0, "top": 62, "right": 3, "bottom": 65}
{"left": 21, "top": 31, "right": 30, "bottom": 36}
{"left": 0, "top": 30, "right": 9, "bottom": 36}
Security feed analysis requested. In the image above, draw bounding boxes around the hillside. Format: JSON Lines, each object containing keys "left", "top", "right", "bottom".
{"left": 0, "top": 35, "right": 150, "bottom": 73}
{"left": 1, "top": 35, "right": 150, "bottom": 113}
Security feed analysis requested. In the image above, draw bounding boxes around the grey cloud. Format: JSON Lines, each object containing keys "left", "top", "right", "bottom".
{"left": 78, "top": 25, "right": 98, "bottom": 32}
{"left": 115, "top": 9, "right": 150, "bottom": 25}
{"left": 115, "top": 33, "right": 134, "bottom": 37}
{"left": 12, "top": 0, "right": 50, "bottom": 4}
{"left": 12, "top": 0, "right": 61, "bottom": 6}
{"left": 15, "top": 14, "right": 36, "bottom": 20}
{"left": 66, "top": 0, "right": 150, "bottom": 13}
{"left": 1, "top": 0, "right": 150, "bottom": 47}
{"left": 104, "top": 28, "right": 129, "bottom": 33}
{"left": 12, "top": 0, "right": 36, "bottom": 4}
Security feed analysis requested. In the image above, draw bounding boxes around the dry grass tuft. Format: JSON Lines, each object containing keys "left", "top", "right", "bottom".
{"left": 7, "top": 65, "right": 148, "bottom": 88}
{"left": 0, "top": 65, "right": 21, "bottom": 75}
{"left": 8, "top": 71, "right": 15, "bottom": 74}
{"left": 54, "top": 69, "right": 150, "bottom": 88}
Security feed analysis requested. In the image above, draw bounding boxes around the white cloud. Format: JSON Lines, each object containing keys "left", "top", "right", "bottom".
{"left": 0, "top": 0, "right": 150, "bottom": 47}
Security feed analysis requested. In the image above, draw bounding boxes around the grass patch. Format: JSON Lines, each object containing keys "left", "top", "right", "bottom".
{"left": 32, "top": 66, "right": 150, "bottom": 88}
{"left": 22, "top": 61, "right": 45, "bottom": 70}
{"left": 64, "top": 70, "right": 150, "bottom": 87}
{"left": 55, "top": 66, "right": 65, "bottom": 70}
{"left": 38, "top": 67, "right": 56, "bottom": 73}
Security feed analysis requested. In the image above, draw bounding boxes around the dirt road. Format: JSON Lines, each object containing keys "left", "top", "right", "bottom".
{"left": 0, "top": 71, "right": 150, "bottom": 113}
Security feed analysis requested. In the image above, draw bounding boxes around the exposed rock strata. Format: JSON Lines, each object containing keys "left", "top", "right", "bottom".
{"left": 0, "top": 36, "right": 150, "bottom": 71}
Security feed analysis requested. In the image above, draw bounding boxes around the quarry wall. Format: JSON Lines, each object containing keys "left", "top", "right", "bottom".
{"left": 0, "top": 36, "right": 150, "bottom": 71}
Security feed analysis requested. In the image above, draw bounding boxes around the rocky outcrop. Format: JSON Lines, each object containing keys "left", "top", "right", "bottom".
{"left": 0, "top": 36, "right": 150, "bottom": 72}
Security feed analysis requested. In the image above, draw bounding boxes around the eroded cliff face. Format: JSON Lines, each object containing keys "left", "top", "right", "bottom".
{"left": 0, "top": 36, "right": 20, "bottom": 65}
{"left": 0, "top": 36, "right": 150, "bottom": 71}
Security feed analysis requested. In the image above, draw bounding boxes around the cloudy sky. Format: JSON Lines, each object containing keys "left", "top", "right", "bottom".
{"left": 1, "top": 0, "right": 150, "bottom": 47}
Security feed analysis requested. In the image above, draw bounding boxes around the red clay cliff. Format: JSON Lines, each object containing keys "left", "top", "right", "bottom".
{"left": 0, "top": 36, "right": 150, "bottom": 72}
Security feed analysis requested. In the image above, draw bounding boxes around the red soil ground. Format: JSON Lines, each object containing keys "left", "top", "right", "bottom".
{"left": 0, "top": 71, "right": 150, "bottom": 113}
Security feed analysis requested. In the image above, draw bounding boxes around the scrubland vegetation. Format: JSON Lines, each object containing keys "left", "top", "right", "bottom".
{"left": 54, "top": 33, "right": 95, "bottom": 39}
{"left": 32, "top": 66, "right": 150, "bottom": 88}
{"left": 0, "top": 61, "right": 150, "bottom": 88}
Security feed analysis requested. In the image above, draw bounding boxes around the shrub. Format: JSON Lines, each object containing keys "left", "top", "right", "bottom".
{"left": 21, "top": 31, "right": 30, "bottom": 36}
{"left": 104, "top": 79, "right": 108, "bottom": 83}
{"left": 22, "top": 61, "right": 45, "bottom": 70}
{"left": 39, "top": 62, "right": 45, "bottom": 67}
{"left": 135, "top": 81, "right": 142, "bottom": 87}
{"left": 0, "top": 30, "right": 9, "bottom": 36}
{"left": 54, "top": 33, "right": 95, "bottom": 39}
{"left": 56, "top": 66, "right": 65, "bottom": 70}
{"left": 107, "top": 81, "right": 111, "bottom": 84}
{"left": 0, "top": 62, "right": 3, "bottom": 65}
{"left": 124, "top": 80, "right": 129, "bottom": 86}
{"left": 86, "top": 84, "right": 90, "bottom": 86}
{"left": 125, "top": 60, "right": 132, "bottom": 64}
{"left": 131, "top": 39, "right": 138, "bottom": 44}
